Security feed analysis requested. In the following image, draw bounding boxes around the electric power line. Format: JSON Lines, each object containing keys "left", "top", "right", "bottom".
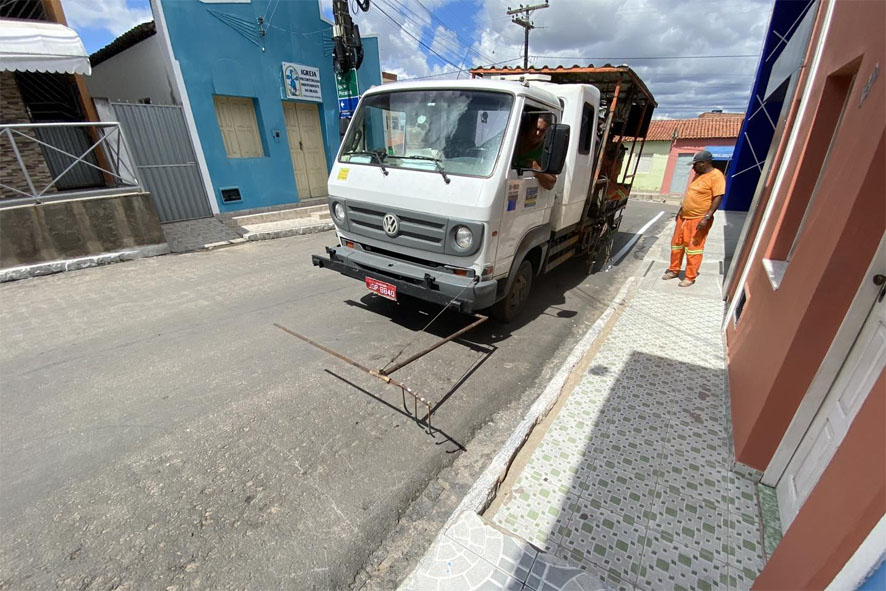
{"left": 530, "top": 54, "right": 759, "bottom": 61}
{"left": 371, "top": 1, "right": 463, "bottom": 69}
{"left": 411, "top": 0, "right": 498, "bottom": 64}
{"left": 377, "top": 0, "right": 497, "bottom": 66}
{"left": 375, "top": 0, "right": 472, "bottom": 64}
{"left": 402, "top": 56, "right": 525, "bottom": 80}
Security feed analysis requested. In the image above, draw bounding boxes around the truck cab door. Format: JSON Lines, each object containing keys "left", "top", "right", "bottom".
{"left": 497, "top": 106, "right": 559, "bottom": 273}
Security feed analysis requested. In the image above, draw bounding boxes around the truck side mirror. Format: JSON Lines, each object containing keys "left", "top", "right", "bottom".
{"left": 540, "top": 123, "right": 570, "bottom": 175}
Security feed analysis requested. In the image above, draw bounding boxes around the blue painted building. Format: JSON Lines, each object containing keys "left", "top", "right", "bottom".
{"left": 154, "top": 0, "right": 381, "bottom": 213}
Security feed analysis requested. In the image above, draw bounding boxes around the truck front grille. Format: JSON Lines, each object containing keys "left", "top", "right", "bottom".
{"left": 345, "top": 201, "right": 448, "bottom": 253}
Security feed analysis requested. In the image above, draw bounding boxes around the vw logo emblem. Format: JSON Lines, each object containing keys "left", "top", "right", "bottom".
{"left": 382, "top": 213, "right": 399, "bottom": 237}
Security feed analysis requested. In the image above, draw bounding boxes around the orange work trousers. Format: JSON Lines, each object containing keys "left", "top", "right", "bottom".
{"left": 668, "top": 215, "right": 710, "bottom": 281}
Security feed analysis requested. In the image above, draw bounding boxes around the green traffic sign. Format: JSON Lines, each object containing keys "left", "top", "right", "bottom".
{"left": 335, "top": 69, "right": 359, "bottom": 99}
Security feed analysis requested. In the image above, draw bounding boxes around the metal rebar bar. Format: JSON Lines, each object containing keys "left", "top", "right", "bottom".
{"left": 275, "top": 323, "right": 436, "bottom": 433}
{"left": 379, "top": 314, "right": 488, "bottom": 376}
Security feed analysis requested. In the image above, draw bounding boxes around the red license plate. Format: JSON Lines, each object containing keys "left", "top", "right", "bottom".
{"left": 365, "top": 277, "right": 397, "bottom": 301}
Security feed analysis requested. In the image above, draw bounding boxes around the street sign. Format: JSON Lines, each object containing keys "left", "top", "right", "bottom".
{"left": 282, "top": 62, "right": 322, "bottom": 102}
{"left": 335, "top": 69, "right": 360, "bottom": 119}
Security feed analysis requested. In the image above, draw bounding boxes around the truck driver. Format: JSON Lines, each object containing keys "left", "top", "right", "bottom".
{"left": 513, "top": 113, "right": 557, "bottom": 190}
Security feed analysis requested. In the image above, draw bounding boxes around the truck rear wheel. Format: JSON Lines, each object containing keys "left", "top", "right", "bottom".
{"left": 492, "top": 260, "right": 533, "bottom": 323}
{"left": 591, "top": 232, "right": 614, "bottom": 274}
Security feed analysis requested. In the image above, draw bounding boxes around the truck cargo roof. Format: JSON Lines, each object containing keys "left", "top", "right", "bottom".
{"left": 470, "top": 65, "right": 657, "bottom": 138}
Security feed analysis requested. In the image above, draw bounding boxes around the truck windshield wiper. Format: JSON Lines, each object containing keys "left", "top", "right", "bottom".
{"left": 345, "top": 150, "right": 388, "bottom": 176}
{"left": 390, "top": 155, "right": 451, "bottom": 184}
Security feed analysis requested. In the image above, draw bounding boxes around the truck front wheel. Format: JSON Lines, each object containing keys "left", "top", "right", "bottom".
{"left": 492, "top": 260, "right": 533, "bottom": 323}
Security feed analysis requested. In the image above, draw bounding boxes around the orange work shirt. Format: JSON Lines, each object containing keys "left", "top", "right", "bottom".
{"left": 681, "top": 169, "right": 726, "bottom": 219}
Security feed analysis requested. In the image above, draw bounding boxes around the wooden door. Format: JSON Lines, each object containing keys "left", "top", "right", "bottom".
{"left": 282, "top": 102, "right": 310, "bottom": 198}
{"left": 295, "top": 102, "right": 328, "bottom": 197}
{"left": 283, "top": 102, "right": 328, "bottom": 198}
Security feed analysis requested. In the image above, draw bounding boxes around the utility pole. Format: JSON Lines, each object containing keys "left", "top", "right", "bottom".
{"left": 332, "top": 0, "right": 370, "bottom": 136}
{"left": 507, "top": 1, "right": 549, "bottom": 69}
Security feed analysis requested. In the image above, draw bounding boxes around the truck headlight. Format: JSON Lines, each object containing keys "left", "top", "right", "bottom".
{"left": 454, "top": 226, "right": 473, "bottom": 249}
{"left": 333, "top": 202, "right": 345, "bottom": 221}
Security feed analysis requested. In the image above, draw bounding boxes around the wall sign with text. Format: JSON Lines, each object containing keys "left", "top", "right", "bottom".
{"left": 282, "top": 62, "right": 322, "bottom": 102}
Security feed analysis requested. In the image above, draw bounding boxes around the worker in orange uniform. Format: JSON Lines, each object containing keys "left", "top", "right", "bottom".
{"left": 662, "top": 150, "right": 725, "bottom": 287}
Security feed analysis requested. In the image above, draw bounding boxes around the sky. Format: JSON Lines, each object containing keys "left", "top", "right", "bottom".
{"left": 61, "top": 0, "right": 775, "bottom": 120}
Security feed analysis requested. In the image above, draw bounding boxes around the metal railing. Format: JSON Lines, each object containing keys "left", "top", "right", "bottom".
{"left": 0, "top": 122, "right": 141, "bottom": 204}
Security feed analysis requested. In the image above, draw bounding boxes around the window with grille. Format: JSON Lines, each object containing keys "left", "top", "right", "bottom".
{"left": 213, "top": 96, "right": 264, "bottom": 158}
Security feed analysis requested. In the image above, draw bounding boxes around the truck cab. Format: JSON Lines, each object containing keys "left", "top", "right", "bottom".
{"left": 313, "top": 69, "right": 655, "bottom": 320}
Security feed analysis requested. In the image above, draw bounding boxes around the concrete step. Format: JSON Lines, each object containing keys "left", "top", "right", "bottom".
{"left": 238, "top": 217, "right": 335, "bottom": 242}
{"left": 229, "top": 204, "right": 329, "bottom": 228}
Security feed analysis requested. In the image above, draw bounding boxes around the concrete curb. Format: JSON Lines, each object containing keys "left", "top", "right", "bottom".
{"left": 629, "top": 193, "right": 684, "bottom": 206}
{"left": 241, "top": 221, "right": 334, "bottom": 241}
{"left": 442, "top": 275, "right": 639, "bottom": 532}
{"left": 0, "top": 244, "right": 171, "bottom": 283}
{"left": 397, "top": 277, "right": 639, "bottom": 590}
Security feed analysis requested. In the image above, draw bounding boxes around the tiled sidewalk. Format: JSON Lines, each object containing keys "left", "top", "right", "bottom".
{"left": 489, "top": 287, "right": 764, "bottom": 591}
{"left": 401, "top": 214, "right": 764, "bottom": 591}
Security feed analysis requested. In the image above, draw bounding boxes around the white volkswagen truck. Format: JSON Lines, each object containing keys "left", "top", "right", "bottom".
{"left": 312, "top": 67, "right": 656, "bottom": 321}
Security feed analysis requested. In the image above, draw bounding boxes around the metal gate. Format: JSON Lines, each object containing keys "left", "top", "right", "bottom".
{"left": 111, "top": 102, "right": 211, "bottom": 222}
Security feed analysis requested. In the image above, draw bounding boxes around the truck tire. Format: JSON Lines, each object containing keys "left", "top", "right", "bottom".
{"left": 591, "top": 232, "right": 614, "bottom": 274}
{"left": 492, "top": 260, "right": 533, "bottom": 323}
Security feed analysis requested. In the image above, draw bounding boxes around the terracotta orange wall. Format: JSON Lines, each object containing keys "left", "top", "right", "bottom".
{"left": 753, "top": 371, "right": 886, "bottom": 590}
{"left": 726, "top": 0, "right": 886, "bottom": 469}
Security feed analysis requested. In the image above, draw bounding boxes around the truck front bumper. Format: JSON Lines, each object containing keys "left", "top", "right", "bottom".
{"left": 312, "top": 245, "right": 498, "bottom": 313}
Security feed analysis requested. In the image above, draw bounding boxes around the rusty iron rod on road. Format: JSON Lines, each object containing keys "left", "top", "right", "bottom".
{"left": 274, "top": 323, "right": 434, "bottom": 433}
{"left": 380, "top": 314, "right": 487, "bottom": 376}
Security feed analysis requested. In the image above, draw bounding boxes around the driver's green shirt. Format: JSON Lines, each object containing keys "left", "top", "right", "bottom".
{"left": 513, "top": 143, "right": 543, "bottom": 169}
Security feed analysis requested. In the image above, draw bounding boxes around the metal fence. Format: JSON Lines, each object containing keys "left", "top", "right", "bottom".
{"left": 111, "top": 102, "right": 211, "bottom": 223}
{"left": 0, "top": 122, "right": 140, "bottom": 203}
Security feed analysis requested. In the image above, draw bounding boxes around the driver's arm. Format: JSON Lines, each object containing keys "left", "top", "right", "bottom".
{"left": 530, "top": 160, "right": 556, "bottom": 190}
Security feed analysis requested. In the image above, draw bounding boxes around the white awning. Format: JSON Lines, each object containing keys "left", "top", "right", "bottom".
{"left": 0, "top": 19, "right": 91, "bottom": 75}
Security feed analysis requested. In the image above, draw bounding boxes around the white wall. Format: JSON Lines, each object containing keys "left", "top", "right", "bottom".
{"left": 86, "top": 34, "right": 180, "bottom": 106}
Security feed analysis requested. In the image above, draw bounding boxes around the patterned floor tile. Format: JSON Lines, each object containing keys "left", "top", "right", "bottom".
{"left": 585, "top": 431, "right": 664, "bottom": 478}
{"left": 727, "top": 513, "right": 765, "bottom": 577}
{"left": 557, "top": 502, "right": 647, "bottom": 587}
{"left": 551, "top": 547, "right": 635, "bottom": 591}
{"left": 663, "top": 428, "right": 731, "bottom": 469}
{"left": 646, "top": 492, "right": 730, "bottom": 565}
{"left": 514, "top": 433, "right": 596, "bottom": 497}
{"left": 725, "top": 564, "right": 759, "bottom": 591}
{"left": 666, "top": 416, "right": 730, "bottom": 446}
{"left": 726, "top": 474, "right": 758, "bottom": 524}
{"left": 493, "top": 490, "right": 579, "bottom": 552}
{"left": 636, "top": 529, "right": 729, "bottom": 591}
{"left": 581, "top": 464, "right": 658, "bottom": 518}
{"left": 595, "top": 405, "right": 670, "bottom": 443}
{"left": 405, "top": 535, "right": 525, "bottom": 591}
{"left": 656, "top": 451, "right": 730, "bottom": 502}
{"left": 525, "top": 548, "right": 614, "bottom": 591}
{"left": 445, "top": 513, "right": 538, "bottom": 584}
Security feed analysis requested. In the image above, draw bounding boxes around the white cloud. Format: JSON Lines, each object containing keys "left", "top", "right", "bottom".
{"left": 357, "top": 0, "right": 775, "bottom": 118}
{"left": 63, "top": 0, "right": 153, "bottom": 36}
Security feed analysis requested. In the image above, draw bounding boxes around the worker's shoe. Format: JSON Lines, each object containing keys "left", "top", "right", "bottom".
{"left": 662, "top": 270, "right": 679, "bottom": 280}
{"left": 678, "top": 278, "right": 695, "bottom": 287}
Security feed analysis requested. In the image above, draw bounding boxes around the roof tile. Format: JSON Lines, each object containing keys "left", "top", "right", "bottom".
{"left": 645, "top": 116, "right": 744, "bottom": 141}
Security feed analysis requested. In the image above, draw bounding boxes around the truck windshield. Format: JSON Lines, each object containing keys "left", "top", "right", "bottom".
{"left": 339, "top": 89, "right": 513, "bottom": 178}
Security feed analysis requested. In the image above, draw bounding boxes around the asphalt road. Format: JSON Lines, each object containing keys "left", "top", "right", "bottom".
{"left": 0, "top": 200, "right": 677, "bottom": 590}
